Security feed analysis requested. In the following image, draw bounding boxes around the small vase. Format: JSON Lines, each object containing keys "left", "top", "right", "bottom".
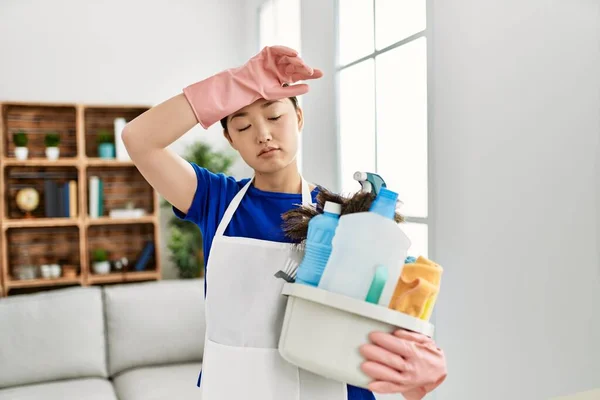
{"left": 98, "top": 143, "right": 115, "bottom": 159}
{"left": 15, "top": 147, "right": 28, "bottom": 160}
{"left": 46, "top": 147, "right": 60, "bottom": 160}
{"left": 93, "top": 261, "right": 111, "bottom": 274}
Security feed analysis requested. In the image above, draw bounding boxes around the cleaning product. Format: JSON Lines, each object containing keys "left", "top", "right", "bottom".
{"left": 388, "top": 256, "right": 443, "bottom": 320}
{"left": 317, "top": 188, "right": 411, "bottom": 302}
{"left": 353, "top": 171, "right": 387, "bottom": 195}
{"left": 295, "top": 201, "right": 342, "bottom": 286}
{"left": 364, "top": 265, "right": 388, "bottom": 304}
{"left": 365, "top": 256, "right": 417, "bottom": 303}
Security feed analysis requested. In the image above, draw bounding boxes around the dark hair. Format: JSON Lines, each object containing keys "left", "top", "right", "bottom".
{"left": 220, "top": 87, "right": 299, "bottom": 132}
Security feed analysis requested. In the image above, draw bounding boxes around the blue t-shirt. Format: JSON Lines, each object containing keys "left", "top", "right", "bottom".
{"left": 173, "top": 163, "right": 375, "bottom": 400}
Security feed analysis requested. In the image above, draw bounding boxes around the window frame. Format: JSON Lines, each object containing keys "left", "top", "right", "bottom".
{"left": 333, "top": 0, "right": 434, "bottom": 258}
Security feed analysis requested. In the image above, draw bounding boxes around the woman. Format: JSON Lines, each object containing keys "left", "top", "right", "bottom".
{"left": 122, "top": 45, "right": 446, "bottom": 400}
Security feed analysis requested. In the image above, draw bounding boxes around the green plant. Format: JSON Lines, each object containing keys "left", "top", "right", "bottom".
{"left": 91, "top": 248, "right": 108, "bottom": 263}
{"left": 165, "top": 141, "right": 235, "bottom": 279}
{"left": 13, "top": 130, "right": 28, "bottom": 147}
{"left": 97, "top": 129, "right": 114, "bottom": 144}
{"left": 167, "top": 226, "right": 202, "bottom": 278}
{"left": 45, "top": 132, "right": 60, "bottom": 147}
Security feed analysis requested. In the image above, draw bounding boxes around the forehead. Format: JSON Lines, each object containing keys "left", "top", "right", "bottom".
{"left": 228, "top": 98, "right": 291, "bottom": 122}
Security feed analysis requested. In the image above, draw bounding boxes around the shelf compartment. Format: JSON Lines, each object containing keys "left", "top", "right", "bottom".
{"left": 3, "top": 217, "right": 79, "bottom": 230}
{"left": 7, "top": 276, "right": 82, "bottom": 289}
{"left": 85, "top": 215, "right": 156, "bottom": 226}
{"left": 2, "top": 158, "right": 79, "bottom": 167}
{"left": 86, "top": 270, "right": 159, "bottom": 285}
{"left": 86, "top": 166, "right": 154, "bottom": 218}
{"left": 4, "top": 166, "right": 79, "bottom": 220}
{"left": 2, "top": 103, "right": 78, "bottom": 158}
{"left": 86, "top": 158, "right": 134, "bottom": 167}
{"left": 87, "top": 223, "right": 157, "bottom": 280}
{"left": 83, "top": 107, "right": 148, "bottom": 158}
{"left": 6, "top": 226, "right": 81, "bottom": 282}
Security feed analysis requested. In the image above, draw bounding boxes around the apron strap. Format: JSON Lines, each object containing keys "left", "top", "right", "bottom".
{"left": 300, "top": 177, "right": 312, "bottom": 207}
{"left": 215, "top": 176, "right": 313, "bottom": 238}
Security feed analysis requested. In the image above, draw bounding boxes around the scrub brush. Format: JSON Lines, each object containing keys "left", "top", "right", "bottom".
{"left": 274, "top": 258, "right": 300, "bottom": 283}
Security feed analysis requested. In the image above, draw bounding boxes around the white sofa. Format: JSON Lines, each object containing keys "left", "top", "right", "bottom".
{"left": 0, "top": 279, "right": 206, "bottom": 400}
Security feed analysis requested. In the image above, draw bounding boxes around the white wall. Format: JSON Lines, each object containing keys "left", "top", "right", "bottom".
{"left": 0, "top": 0, "right": 249, "bottom": 279}
{"left": 431, "top": 0, "right": 600, "bottom": 399}
{"left": 284, "top": 0, "right": 600, "bottom": 399}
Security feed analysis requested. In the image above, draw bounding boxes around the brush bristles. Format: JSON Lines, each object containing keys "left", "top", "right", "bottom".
{"left": 281, "top": 186, "right": 405, "bottom": 244}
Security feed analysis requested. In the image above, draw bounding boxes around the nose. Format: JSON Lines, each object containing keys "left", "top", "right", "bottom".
{"left": 255, "top": 122, "right": 272, "bottom": 144}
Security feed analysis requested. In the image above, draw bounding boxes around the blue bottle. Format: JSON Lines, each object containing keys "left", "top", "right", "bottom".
{"left": 295, "top": 201, "right": 342, "bottom": 286}
{"left": 369, "top": 187, "right": 398, "bottom": 219}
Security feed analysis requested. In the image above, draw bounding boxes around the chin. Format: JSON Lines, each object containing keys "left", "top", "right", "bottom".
{"left": 250, "top": 155, "right": 295, "bottom": 175}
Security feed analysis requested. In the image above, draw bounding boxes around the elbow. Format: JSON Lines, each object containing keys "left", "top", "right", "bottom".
{"left": 121, "top": 123, "right": 138, "bottom": 154}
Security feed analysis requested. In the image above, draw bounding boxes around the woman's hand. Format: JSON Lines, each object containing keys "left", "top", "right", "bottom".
{"left": 359, "top": 329, "right": 447, "bottom": 399}
{"left": 183, "top": 45, "right": 323, "bottom": 129}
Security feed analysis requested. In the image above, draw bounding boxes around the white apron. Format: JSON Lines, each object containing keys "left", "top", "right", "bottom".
{"left": 199, "top": 177, "right": 347, "bottom": 400}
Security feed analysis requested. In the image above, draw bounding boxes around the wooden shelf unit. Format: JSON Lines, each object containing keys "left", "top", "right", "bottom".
{"left": 0, "top": 101, "right": 161, "bottom": 296}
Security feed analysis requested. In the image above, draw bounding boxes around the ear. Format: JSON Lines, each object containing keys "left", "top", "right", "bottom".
{"left": 296, "top": 106, "right": 304, "bottom": 132}
{"left": 223, "top": 130, "right": 237, "bottom": 150}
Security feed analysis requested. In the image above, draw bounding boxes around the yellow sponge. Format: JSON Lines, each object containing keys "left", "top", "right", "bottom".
{"left": 388, "top": 256, "right": 443, "bottom": 321}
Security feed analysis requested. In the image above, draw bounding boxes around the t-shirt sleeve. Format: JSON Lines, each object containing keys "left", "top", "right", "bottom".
{"left": 171, "top": 162, "right": 232, "bottom": 228}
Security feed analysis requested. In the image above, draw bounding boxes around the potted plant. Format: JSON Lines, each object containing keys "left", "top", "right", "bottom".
{"left": 165, "top": 141, "right": 234, "bottom": 278}
{"left": 13, "top": 130, "right": 28, "bottom": 160}
{"left": 45, "top": 132, "right": 60, "bottom": 160}
{"left": 91, "top": 248, "right": 110, "bottom": 274}
{"left": 97, "top": 129, "right": 115, "bottom": 159}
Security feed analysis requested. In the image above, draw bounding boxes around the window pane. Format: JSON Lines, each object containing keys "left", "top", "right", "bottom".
{"left": 338, "top": 0, "right": 374, "bottom": 66}
{"left": 260, "top": 0, "right": 301, "bottom": 51}
{"left": 339, "top": 59, "right": 376, "bottom": 194}
{"left": 376, "top": 37, "right": 428, "bottom": 217}
{"left": 401, "top": 222, "right": 428, "bottom": 259}
{"left": 375, "top": 0, "right": 426, "bottom": 50}
{"left": 274, "top": 0, "right": 301, "bottom": 51}
{"left": 259, "top": 0, "right": 275, "bottom": 48}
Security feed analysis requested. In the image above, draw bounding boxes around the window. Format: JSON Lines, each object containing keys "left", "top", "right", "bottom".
{"left": 336, "top": 0, "right": 429, "bottom": 257}
{"left": 258, "top": 0, "right": 303, "bottom": 173}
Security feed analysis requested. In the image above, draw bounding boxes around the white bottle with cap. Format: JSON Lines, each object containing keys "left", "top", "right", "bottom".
{"left": 295, "top": 201, "right": 342, "bottom": 287}
{"left": 318, "top": 187, "right": 411, "bottom": 304}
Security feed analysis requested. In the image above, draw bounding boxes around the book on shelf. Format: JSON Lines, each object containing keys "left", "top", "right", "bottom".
{"left": 44, "top": 179, "right": 77, "bottom": 218}
{"left": 114, "top": 117, "right": 131, "bottom": 162}
{"left": 88, "top": 176, "right": 104, "bottom": 218}
{"left": 134, "top": 241, "right": 155, "bottom": 271}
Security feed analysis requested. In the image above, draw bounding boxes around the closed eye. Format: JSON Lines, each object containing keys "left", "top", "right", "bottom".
{"left": 238, "top": 125, "right": 251, "bottom": 132}
{"left": 269, "top": 115, "right": 282, "bottom": 121}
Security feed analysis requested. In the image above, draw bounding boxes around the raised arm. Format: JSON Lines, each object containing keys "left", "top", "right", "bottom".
{"left": 121, "top": 94, "right": 198, "bottom": 214}
{"left": 123, "top": 45, "right": 322, "bottom": 215}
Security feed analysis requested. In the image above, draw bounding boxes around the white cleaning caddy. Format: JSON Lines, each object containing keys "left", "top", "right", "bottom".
{"left": 278, "top": 282, "right": 435, "bottom": 389}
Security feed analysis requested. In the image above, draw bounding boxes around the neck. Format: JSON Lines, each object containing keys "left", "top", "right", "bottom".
{"left": 253, "top": 161, "right": 302, "bottom": 194}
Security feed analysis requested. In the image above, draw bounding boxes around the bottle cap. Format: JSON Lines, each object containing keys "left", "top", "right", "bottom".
{"left": 353, "top": 171, "right": 368, "bottom": 181}
{"left": 324, "top": 201, "right": 342, "bottom": 215}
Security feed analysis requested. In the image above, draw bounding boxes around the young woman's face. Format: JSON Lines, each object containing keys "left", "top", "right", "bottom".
{"left": 224, "top": 98, "right": 303, "bottom": 174}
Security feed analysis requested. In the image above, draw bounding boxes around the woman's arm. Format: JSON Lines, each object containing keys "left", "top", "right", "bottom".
{"left": 122, "top": 93, "right": 198, "bottom": 214}
{"left": 122, "top": 46, "right": 321, "bottom": 215}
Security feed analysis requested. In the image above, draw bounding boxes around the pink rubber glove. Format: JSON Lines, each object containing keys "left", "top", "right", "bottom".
{"left": 360, "top": 329, "right": 447, "bottom": 399}
{"left": 183, "top": 45, "right": 323, "bottom": 129}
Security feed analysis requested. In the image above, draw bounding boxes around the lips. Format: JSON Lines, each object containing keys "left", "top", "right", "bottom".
{"left": 258, "top": 146, "right": 280, "bottom": 156}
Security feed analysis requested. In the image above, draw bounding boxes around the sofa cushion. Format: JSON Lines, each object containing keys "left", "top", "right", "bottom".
{"left": 0, "top": 378, "right": 117, "bottom": 400}
{"left": 0, "top": 287, "right": 107, "bottom": 388}
{"left": 103, "top": 279, "right": 205, "bottom": 376}
{"left": 113, "top": 362, "right": 202, "bottom": 400}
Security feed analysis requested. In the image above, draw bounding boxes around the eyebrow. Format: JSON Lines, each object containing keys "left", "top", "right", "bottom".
{"left": 229, "top": 100, "right": 281, "bottom": 122}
